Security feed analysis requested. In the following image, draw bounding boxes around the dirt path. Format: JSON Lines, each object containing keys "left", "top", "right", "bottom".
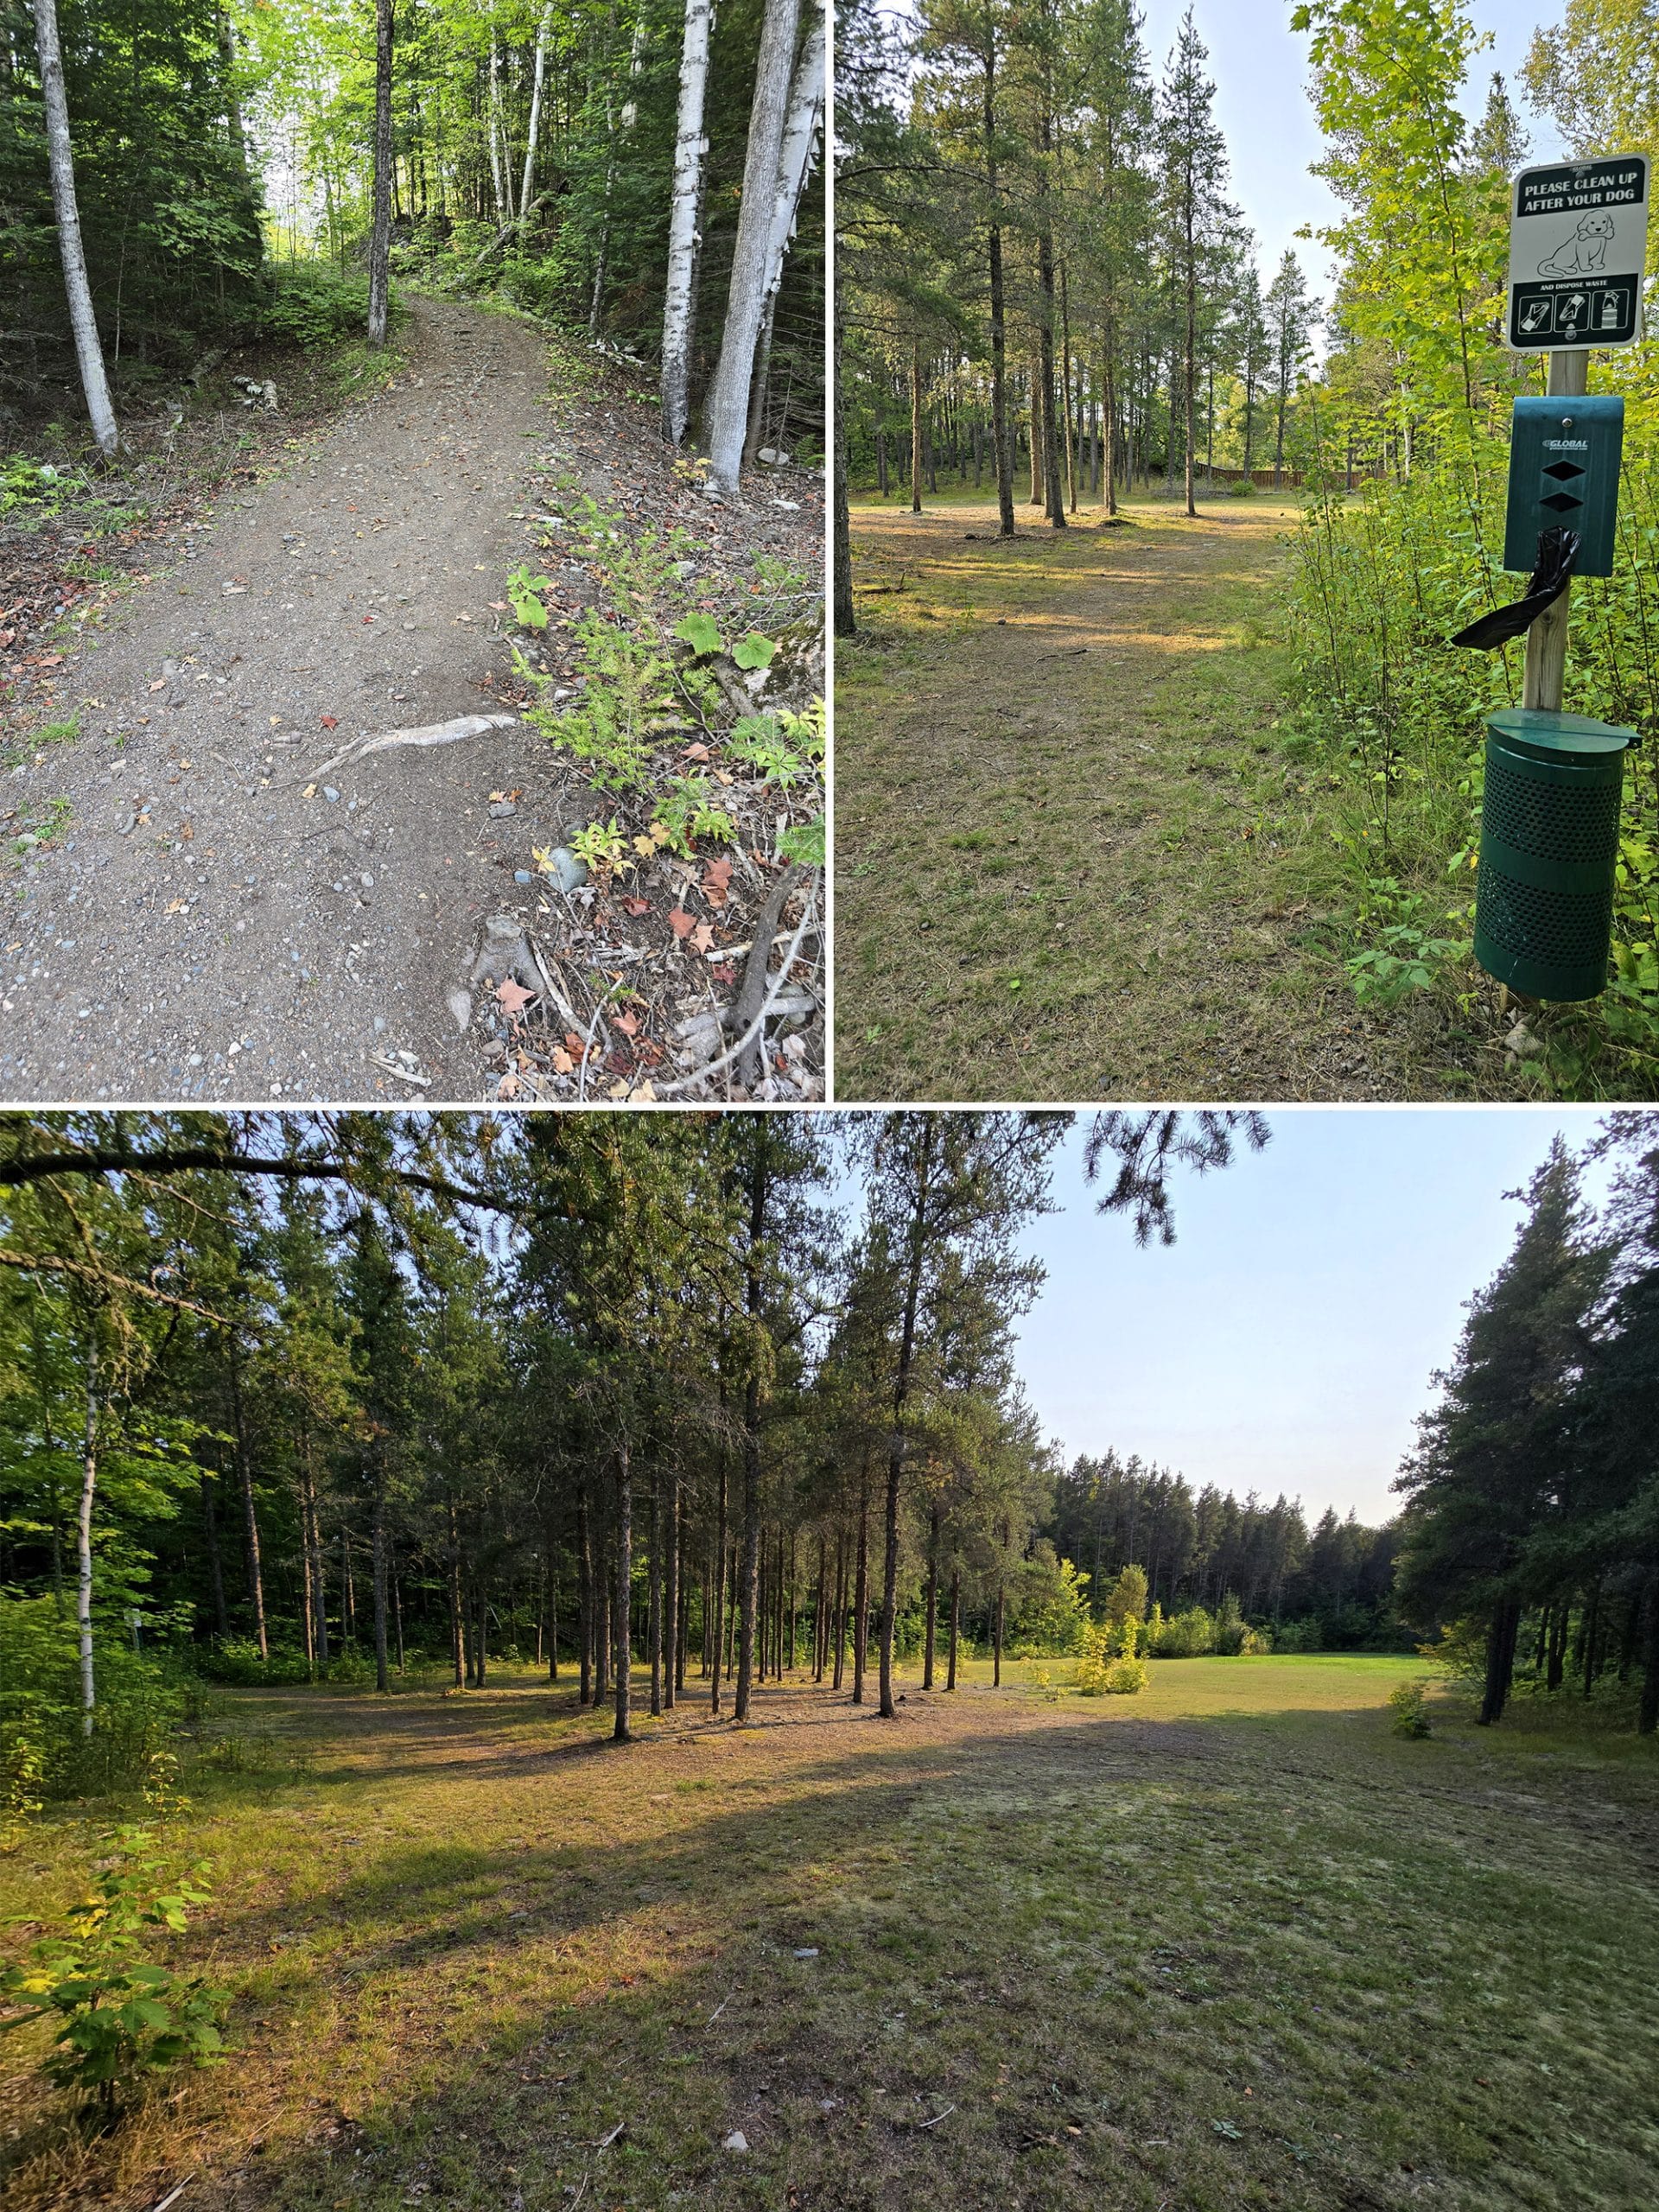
{"left": 836, "top": 494, "right": 1494, "bottom": 1103}
{"left": 0, "top": 296, "right": 606, "bottom": 1103}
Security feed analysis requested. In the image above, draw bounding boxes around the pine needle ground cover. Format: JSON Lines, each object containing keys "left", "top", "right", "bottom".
{"left": 4, "top": 1654, "right": 1656, "bottom": 2212}
{"left": 834, "top": 493, "right": 1532, "bottom": 1103}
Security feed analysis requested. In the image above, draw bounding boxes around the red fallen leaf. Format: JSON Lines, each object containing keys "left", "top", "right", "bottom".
{"left": 711, "top": 963, "right": 737, "bottom": 986}
{"left": 613, "top": 1010, "right": 639, "bottom": 1037}
{"left": 668, "top": 907, "right": 696, "bottom": 939}
{"left": 692, "top": 922, "right": 715, "bottom": 955}
{"left": 622, "top": 896, "right": 651, "bottom": 917}
{"left": 321, "top": 714, "right": 339, "bottom": 730}
{"left": 563, "top": 1030, "right": 586, "bottom": 1056}
{"left": 497, "top": 977, "right": 536, "bottom": 1016}
{"left": 361, "top": 615, "right": 374, "bottom": 625}
{"left": 683, "top": 743, "right": 711, "bottom": 762}
{"left": 606, "top": 1049, "right": 632, "bottom": 1075}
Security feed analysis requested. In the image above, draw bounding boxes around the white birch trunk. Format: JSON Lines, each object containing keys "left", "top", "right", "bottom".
{"left": 518, "top": 5, "right": 552, "bottom": 227}
{"left": 30, "top": 0, "right": 118, "bottom": 456}
{"left": 488, "top": 35, "right": 507, "bottom": 224}
{"left": 78, "top": 1332, "right": 98, "bottom": 1734}
{"left": 366, "top": 0, "right": 394, "bottom": 346}
{"left": 701, "top": 0, "right": 802, "bottom": 497}
{"left": 661, "top": 0, "right": 714, "bottom": 446}
{"left": 742, "top": 4, "right": 823, "bottom": 465}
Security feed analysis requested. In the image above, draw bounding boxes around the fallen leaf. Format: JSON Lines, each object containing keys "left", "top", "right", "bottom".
{"left": 321, "top": 715, "right": 339, "bottom": 730}
{"left": 613, "top": 1010, "right": 639, "bottom": 1037}
{"left": 692, "top": 922, "right": 715, "bottom": 954}
{"left": 551, "top": 1047, "right": 575, "bottom": 1075}
{"left": 711, "top": 963, "right": 737, "bottom": 985}
{"left": 165, "top": 897, "right": 187, "bottom": 913}
{"left": 622, "top": 896, "right": 651, "bottom": 917}
{"left": 148, "top": 678, "right": 166, "bottom": 694}
{"left": 668, "top": 907, "right": 696, "bottom": 939}
{"left": 683, "top": 742, "right": 711, "bottom": 762}
{"left": 180, "top": 822, "right": 194, "bottom": 842}
{"left": 497, "top": 978, "right": 535, "bottom": 1017}
{"left": 563, "top": 1030, "right": 585, "bottom": 1056}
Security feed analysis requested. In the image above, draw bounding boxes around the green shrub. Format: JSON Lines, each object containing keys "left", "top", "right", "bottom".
{"left": 0, "top": 1824, "right": 226, "bottom": 2122}
{"left": 0, "top": 1599, "right": 185, "bottom": 1805}
{"left": 190, "top": 1638, "right": 311, "bottom": 1687}
{"left": 1151, "top": 1605, "right": 1216, "bottom": 1657}
{"left": 1104, "top": 1655, "right": 1148, "bottom": 1694}
{"left": 1387, "top": 1680, "right": 1433, "bottom": 1738}
{"left": 255, "top": 264, "right": 374, "bottom": 350}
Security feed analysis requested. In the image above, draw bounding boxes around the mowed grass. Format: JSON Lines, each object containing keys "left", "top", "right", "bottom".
{"left": 4, "top": 1653, "right": 1657, "bottom": 2212}
{"left": 834, "top": 493, "right": 1522, "bottom": 1103}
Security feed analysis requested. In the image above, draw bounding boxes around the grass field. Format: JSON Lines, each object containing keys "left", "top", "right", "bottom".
{"left": 834, "top": 492, "right": 1527, "bottom": 1103}
{"left": 5, "top": 1653, "right": 1657, "bottom": 2212}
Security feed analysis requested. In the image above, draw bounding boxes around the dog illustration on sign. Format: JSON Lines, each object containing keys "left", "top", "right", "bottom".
{"left": 1537, "top": 211, "right": 1618, "bottom": 276}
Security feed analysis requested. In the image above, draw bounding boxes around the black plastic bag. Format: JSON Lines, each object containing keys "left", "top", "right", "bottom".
{"left": 1449, "top": 527, "right": 1580, "bottom": 650}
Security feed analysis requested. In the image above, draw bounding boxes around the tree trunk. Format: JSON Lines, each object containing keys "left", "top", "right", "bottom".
{"left": 981, "top": 50, "right": 1014, "bottom": 537}
{"left": 831, "top": 1529, "right": 848, "bottom": 1689}
{"left": 448, "top": 1501, "right": 463, "bottom": 1686}
{"left": 228, "top": 1342, "right": 267, "bottom": 1661}
{"left": 77, "top": 1330, "right": 98, "bottom": 1734}
{"left": 367, "top": 0, "right": 394, "bottom": 348}
{"left": 661, "top": 0, "right": 713, "bottom": 444}
{"left": 1478, "top": 1595, "right": 1522, "bottom": 1726}
{"left": 518, "top": 4, "right": 552, "bottom": 228}
{"left": 649, "top": 1472, "right": 664, "bottom": 1717}
{"left": 372, "top": 1465, "right": 390, "bottom": 1694}
{"left": 711, "top": 1446, "right": 728, "bottom": 1713}
{"left": 832, "top": 283, "right": 855, "bottom": 635}
{"left": 664, "top": 1471, "right": 679, "bottom": 1708}
{"left": 743, "top": 0, "right": 823, "bottom": 471}
{"left": 613, "top": 1440, "right": 632, "bottom": 1742}
{"left": 853, "top": 1458, "right": 870, "bottom": 1706}
{"left": 812, "top": 1533, "right": 826, "bottom": 1681}
{"left": 993, "top": 1571, "right": 1005, "bottom": 1688}
{"left": 947, "top": 1568, "right": 961, "bottom": 1690}
{"left": 922, "top": 1504, "right": 939, "bottom": 1689}
{"left": 30, "top": 0, "right": 118, "bottom": 454}
{"left": 910, "top": 336, "right": 923, "bottom": 514}
{"left": 577, "top": 1477, "right": 593, "bottom": 1705}
{"left": 701, "top": 0, "right": 802, "bottom": 498}
{"left": 880, "top": 1128, "right": 932, "bottom": 1718}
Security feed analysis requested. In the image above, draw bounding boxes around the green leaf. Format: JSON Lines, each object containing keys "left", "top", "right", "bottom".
{"left": 778, "top": 817, "right": 824, "bottom": 868}
{"left": 731, "top": 632, "right": 777, "bottom": 671}
{"left": 673, "top": 612, "right": 723, "bottom": 658}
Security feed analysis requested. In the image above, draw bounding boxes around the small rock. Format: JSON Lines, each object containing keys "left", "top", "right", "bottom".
{"left": 539, "top": 845, "right": 588, "bottom": 895}
{"left": 792, "top": 1947, "right": 818, "bottom": 1959}
{"left": 482, "top": 1037, "right": 508, "bottom": 1064}
{"left": 323, "top": 785, "right": 340, "bottom": 803}
{"left": 514, "top": 868, "right": 532, "bottom": 885}
{"left": 485, "top": 912, "right": 522, "bottom": 940}
{"left": 757, "top": 446, "right": 790, "bottom": 466}
{"left": 115, "top": 810, "right": 136, "bottom": 835}
{"left": 489, "top": 799, "right": 517, "bottom": 818}
{"left": 360, "top": 872, "right": 374, "bottom": 888}
{"left": 1505, "top": 1020, "right": 1544, "bottom": 1059}
{"left": 721, "top": 2132, "right": 748, "bottom": 2155}
{"left": 372, "top": 1014, "right": 387, "bottom": 1034}
{"left": 447, "top": 988, "right": 473, "bottom": 1033}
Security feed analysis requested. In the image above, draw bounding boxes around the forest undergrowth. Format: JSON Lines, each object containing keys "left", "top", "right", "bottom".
{"left": 3, "top": 1655, "right": 1656, "bottom": 2212}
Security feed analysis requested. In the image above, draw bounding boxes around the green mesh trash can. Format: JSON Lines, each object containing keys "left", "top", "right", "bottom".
{"left": 1474, "top": 708, "right": 1635, "bottom": 1001}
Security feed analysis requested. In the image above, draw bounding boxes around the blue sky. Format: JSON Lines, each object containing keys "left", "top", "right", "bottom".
{"left": 1135, "top": 0, "right": 1566, "bottom": 317}
{"left": 998, "top": 1107, "right": 1612, "bottom": 1529}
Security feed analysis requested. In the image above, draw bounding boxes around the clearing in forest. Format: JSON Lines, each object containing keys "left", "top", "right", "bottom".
{"left": 0, "top": 298, "right": 823, "bottom": 1104}
{"left": 834, "top": 494, "right": 1525, "bottom": 1105}
{"left": 4, "top": 1656, "right": 1656, "bottom": 2212}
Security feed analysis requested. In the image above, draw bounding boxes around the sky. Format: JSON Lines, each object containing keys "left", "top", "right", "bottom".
{"left": 998, "top": 1106, "right": 1616, "bottom": 1529}
{"left": 1133, "top": 0, "right": 1568, "bottom": 318}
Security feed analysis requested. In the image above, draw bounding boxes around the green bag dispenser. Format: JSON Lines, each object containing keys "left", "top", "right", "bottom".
{"left": 1474, "top": 708, "right": 1635, "bottom": 1001}
{"left": 1503, "top": 396, "right": 1624, "bottom": 576}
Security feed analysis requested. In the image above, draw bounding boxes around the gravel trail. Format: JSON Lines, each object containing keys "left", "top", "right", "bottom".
{"left": 0, "top": 296, "right": 590, "bottom": 1103}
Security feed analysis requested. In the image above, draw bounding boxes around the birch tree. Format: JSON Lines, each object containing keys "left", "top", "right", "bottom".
{"left": 29, "top": 0, "right": 119, "bottom": 455}
{"left": 702, "top": 0, "right": 803, "bottom": 497}
{"left": 663, "top": 0, "right": 715, "bottom": 445}
{"left": 743, "top": 4, "right": 826, "bottom": 462}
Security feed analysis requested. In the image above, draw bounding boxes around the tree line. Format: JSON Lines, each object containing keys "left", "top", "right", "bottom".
{"left": 2, "top": 0, "right": 823, "bottom": 493}
{"left": 1397, "top": 1115, "right": 1659, "bottom": 1735}
{"left": 834, "top": 0, "right": 1320, "bottom": 622}
{"left": 0, "top": 1109, "right": 1281, "bottom": 1790}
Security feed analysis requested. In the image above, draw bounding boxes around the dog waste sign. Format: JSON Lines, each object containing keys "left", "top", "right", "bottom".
{"left": 1509, "top": 156, "right": 1649, "bottom": 349}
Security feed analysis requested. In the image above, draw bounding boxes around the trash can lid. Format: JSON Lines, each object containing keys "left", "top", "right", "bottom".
{"left": 1487, "top": 708, "right": 1636, "bottom": 755}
